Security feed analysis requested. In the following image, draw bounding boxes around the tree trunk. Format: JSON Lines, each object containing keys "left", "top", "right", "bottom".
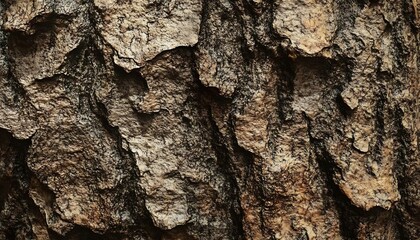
{"left": 0, "top": 0, "right": 419, "bottom": 239}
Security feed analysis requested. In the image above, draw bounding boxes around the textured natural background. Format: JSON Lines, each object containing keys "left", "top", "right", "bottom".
{"left": 0, "top": 0, "right": 419, "bottom": 239}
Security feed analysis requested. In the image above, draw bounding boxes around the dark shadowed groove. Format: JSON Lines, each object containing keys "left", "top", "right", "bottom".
{"left": 0, "top": 128, "right": 13, "bottom": 212}
{"left": 62, "top": 225, "right": 130, "bottom": 240}
{"left": 0, "top": 128, "right": 41, "bottom": 239}
{"left": 371, "top": 86, "right": 386, "bottom": 167}
{"left": 239, "top": 0, "right": 297, "bottom": 125}
{"left": 27, "top": 176, "right": 60, "bottom": 239}
{"left": 273, "top": 51, "right": 295, "bottom": 123}
{"left": 195, "top": 1, "right": 294, "bottom": 236}
{"left": 308, "top": 113, "right": 404, "bottom": 239}
{"left": 0, "top": 177, "right": 11, "bottom": 212}
{"left": 63, "top": 226, "right": 106, "bottom": 240}
{"left": 336, "top": 93, "right": 356, "bottom": 117}
{"left": 113, "top": 64, "right": 149, "bottom": 94}
{"left": 206, "top": 107, "right": 246, "bottom": 240}
{"left": 5, "top": 67, "right": 28, "bottom": 103}
{"left": 313, "top": 149, "right": 361, "bottom": 239}
{"left": 334, "top": 56, "right": 358, "bottom": 117}
{"left": 224, "top": 102, "right": 271, "bottom": 238}
{"left": 3, "top": 31, "right": 36, "bottom": 106}
{"left": 335, "top": 0, "right": 358, "bottom": 35}
{"left": 15, "top": 137, "right": 55, "bottom": 240}
{"left": 9, "top": 131, "right": 32, "bottom": 192}
{"left": 393, "top": 106, "right": 416, "bottom": 240}
{"left": 305, "top": 120, "right": 361, "bottom": 240}
{"left": 197, "top": 0, "right": 209, "bottom": 42}
{"left": 191, "top": 51, "right": 245, "bottom": 239}
{"left": 89, "top": 96, "right": 164, "bottom": 239}
{"left": 70, "top": 12, "right": 164, "bottom": 235}
{"left": 402, "top": 0, "right": 420, "bottom": 32}
{"left": 27, "top": 13, "right": 74, "bottom": 41}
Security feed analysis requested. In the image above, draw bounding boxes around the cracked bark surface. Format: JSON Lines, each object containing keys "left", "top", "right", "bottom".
{"left": 0, "top": 0, "right": 419, "bottom": 239}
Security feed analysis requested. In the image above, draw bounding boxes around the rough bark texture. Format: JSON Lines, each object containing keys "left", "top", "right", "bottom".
{"left": 0, "top": 0, "right": 419, "bottom": 239}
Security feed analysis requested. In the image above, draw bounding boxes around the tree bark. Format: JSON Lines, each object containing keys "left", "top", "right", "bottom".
{"left": 0, "top": 0, "right": 419, "bottom": 239}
